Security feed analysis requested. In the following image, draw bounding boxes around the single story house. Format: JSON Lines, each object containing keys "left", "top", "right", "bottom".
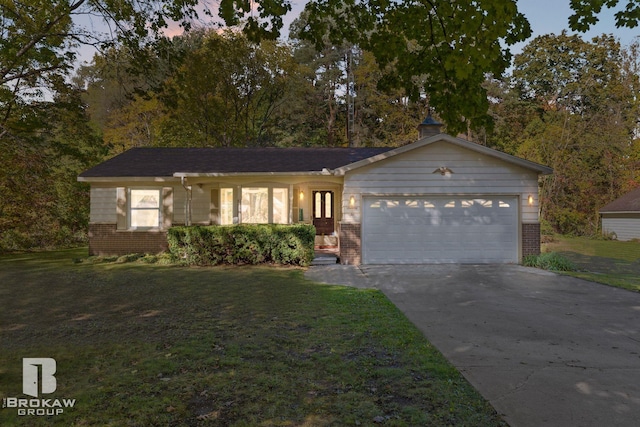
{"left": 78, "top": 125, "right": 552, "bottom": 264}
{"left": 600, "top": 187, "right": 640, "bottom": 241}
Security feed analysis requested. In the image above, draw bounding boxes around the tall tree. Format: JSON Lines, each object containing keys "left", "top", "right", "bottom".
{"left": 0, "top": 0, "right": 207, "bottom": 139}
{"left": 220, "top": 0, "right": 640, "bottom": 134}
{"left": 0, "top": 87, "right": 105, "bottom": 250}
{"left": 0, "top": 0, "right": 207, "bottom": 251}
{"left": 506, "top": 33, "right": 640, "bottom": 235}
{"left": 288, "top": 13, "right": 429, "bottom": 148}
{"left": 267, "top": 40, "right": 335, "bottom": 147}
{"left": 295, "top": 0, "right": 531, "bottom": 134}
{"left": 4, "top": 0, "right": 640, "bottom": 140}
{"left": 73, "top": 29, "right": 208, "bottom": 149}
{"left": 157, "top": 31, "right": 300, "bottom": 147}
{"left": 512, "top": 32, "right": 625, "bottom": 114}
{"left": 351, "top": 50, "right": 427, "bottom": 147}
{"left": 103, "top": 93, "right": 164, "bottom": 150}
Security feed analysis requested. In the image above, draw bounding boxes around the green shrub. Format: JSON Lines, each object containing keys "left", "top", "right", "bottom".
{"left": 167, "top": 224, "right": 315, "bottom": 266}
{"left": 523, "top": 252, "right": 576, "bottom": 272}
{"left": 595, "top": 231, "right": 618, "bottom": 241}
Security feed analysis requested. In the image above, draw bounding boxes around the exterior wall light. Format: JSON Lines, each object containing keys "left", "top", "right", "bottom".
{"left": 528, "top": 194, "right": 534, "bottom": 206}
{"left": 349, "top": 195, "right": 356, "bottom": 208}
{"left": 299, "top": 190, "right": 304, "bottom": 201}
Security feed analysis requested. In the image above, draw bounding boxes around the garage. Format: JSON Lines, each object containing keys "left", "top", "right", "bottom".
{"left": 362, "top": 196, "right": 519, "bottom": 264}
{"left": 334, "top": 133, "right": 552, "bottom": 265}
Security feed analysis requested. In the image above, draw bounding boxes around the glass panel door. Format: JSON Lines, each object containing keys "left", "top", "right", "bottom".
{"left": 312, "top": 191, "right": 334, "bottom": 235}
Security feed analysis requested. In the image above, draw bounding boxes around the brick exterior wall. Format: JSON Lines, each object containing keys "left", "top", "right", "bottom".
{"left": 522, "top": 223, "right": 541, "bottom": 258}
{"left": 339, "top": 222, "right": 539, "bottom": 265}
{"left": 339, "top": 222, "right": 361, "bottom": 265}
{"left": 88, "top": 224, "right": 168, "bottom": 256}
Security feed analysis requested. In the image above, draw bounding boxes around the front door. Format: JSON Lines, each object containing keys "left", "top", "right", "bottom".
{"left": 313, "top": 191, "right": 334, "bottom": 235}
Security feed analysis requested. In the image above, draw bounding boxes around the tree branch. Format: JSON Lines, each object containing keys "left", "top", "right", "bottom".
{"left": 0, "top": 0, "right": 86, "bottom": 83}
{"left": 1, "top": 64, "right": 67, "bottom": 86}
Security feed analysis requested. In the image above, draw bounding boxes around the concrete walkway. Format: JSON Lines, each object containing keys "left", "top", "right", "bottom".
{"left": 305, "top": 264, "right": 640, "bottom": 427}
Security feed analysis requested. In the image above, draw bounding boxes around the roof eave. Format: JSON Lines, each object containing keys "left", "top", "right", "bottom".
{"left": 173, "top": 171, "right": 333, "bottom": 178}
{"left": 77, "top": 176, "right": 179, "bottom": 183}
{"left": 600, "top": 210, "right": 640, "bottom": 214}
{"left": 78, "top": 171, "right": 336, "bottom": 182}
{"left": 334, "top": 134, "right": 553, "bottom": 175}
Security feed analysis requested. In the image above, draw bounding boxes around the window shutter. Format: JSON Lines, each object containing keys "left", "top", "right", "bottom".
{"left": 210, "top": 189, "right": 220, "bottom": 225}
{"left": 116, "top": 187, "right": 127, "bottom": 230}
{"left": 162, "top": 187, "right": 173, "bottom": 229}
{"left": 292, "top": 188, "right": 299, "bottom": 221}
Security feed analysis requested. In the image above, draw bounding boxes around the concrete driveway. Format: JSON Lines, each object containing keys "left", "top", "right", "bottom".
{"left": 305, "top": 264, "right": 640, "bottom": 427}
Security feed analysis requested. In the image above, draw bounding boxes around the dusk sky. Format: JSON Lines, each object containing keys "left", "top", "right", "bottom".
{"left": 515, "top": 0, "right": 638, "bottom": 51}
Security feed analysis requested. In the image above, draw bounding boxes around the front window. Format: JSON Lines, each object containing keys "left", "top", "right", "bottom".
{"left": 242, "top": 187, "right": 269, "bottom": 223}
{"left": 273, "top": 188, "right": 289, "bottom": 224}
{"left": 241, "top": 187, "right": 289, "bottom": 224}
{"left": 220, "top": 188, "right": 234, "bottom": 225}
{"left": 130, "top": 189, "right": 161, "bottom": 228}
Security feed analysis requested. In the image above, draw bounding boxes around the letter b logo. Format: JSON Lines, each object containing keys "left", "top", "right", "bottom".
{"left": 23, "top": 358, "right": 57, "bottom": 398}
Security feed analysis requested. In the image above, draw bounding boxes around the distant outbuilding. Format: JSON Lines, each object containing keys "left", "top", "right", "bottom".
{"left": 600, "top": 187, "right": 640, "bottom": 241}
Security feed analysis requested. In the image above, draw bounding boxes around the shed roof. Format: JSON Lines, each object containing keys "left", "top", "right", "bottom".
{"left": 78, "top": 146, "right": 394, "bottom": 179}
{"left": 600, "top": 187, "right": 640, "bottom": 213}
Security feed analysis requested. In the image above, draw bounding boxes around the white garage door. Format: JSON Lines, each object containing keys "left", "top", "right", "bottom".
{"left": 362, "top": 196, "right": 518, "bottom": 264}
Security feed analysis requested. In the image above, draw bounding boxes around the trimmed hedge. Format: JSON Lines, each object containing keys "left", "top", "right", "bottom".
{"left": 167, "top": 224, "right": 316, "bottom": 266}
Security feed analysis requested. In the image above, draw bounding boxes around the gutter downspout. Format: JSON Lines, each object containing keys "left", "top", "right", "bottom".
{"left": 181, "top": 176, "right": 192, "bottom": 226}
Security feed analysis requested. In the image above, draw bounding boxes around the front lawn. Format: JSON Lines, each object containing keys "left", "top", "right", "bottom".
{"left": 543, "top": 236, "right": 640, "bottom": 292}
{"left": 0, "top": 249, "right": 504, "bottom": 426}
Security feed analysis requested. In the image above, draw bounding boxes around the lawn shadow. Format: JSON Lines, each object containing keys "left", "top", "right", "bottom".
{"left": 558, "top": 251, "right": 640, "bottom": 276}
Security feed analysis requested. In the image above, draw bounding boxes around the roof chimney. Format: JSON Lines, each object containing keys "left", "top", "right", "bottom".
{"left": 417, "top": 111, "right": 443, "bottom": 139}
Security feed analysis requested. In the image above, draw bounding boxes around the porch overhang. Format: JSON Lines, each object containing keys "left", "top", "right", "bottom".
{"left": 77, "top": 176, "right": 179, "bottom": 183}
{"left": 172, "top": 170, "right": 335, "bottom": 178}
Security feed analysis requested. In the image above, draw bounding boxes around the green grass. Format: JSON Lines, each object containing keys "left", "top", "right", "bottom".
{"left": 543, "top": 236, "right": 640, "bottom": 292}
{"left": 0, "top": 248, "right": 504, "bottom": 426}
{"left": 545, "top": 236, "right": 640, "bottom": 262}
{"left": 522, "top": 252, "right": 577, "bottom": 272}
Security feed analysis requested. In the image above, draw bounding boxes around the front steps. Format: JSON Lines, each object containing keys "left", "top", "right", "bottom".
{"left": 312, "top": 246, "right": 339, "bottom": 266}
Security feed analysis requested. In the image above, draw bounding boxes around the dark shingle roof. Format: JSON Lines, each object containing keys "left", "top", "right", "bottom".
{"left": 600, "top": 187, "right": 640, "bottom": 213}
{"left": 79, "top": 147, "right": 395, "bottom": 178}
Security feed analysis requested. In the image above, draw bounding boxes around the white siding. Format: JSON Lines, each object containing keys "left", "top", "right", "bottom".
{"left": 191, "top": 185, "right": 211, "bottom": 224}
{"left": 173, "top": 186, "right": 186, "bottom": 224}
{"left": 602, "top": 215, "right": 640, "bottom": 241}
{"left": 173, "top": 184, "right": 217, "bottom": 224}
{"left": 90, "top": 187, "right": 117, "bottom": 223}
{"left": 342, "top": 141, "right": 540, "bottom": 224}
